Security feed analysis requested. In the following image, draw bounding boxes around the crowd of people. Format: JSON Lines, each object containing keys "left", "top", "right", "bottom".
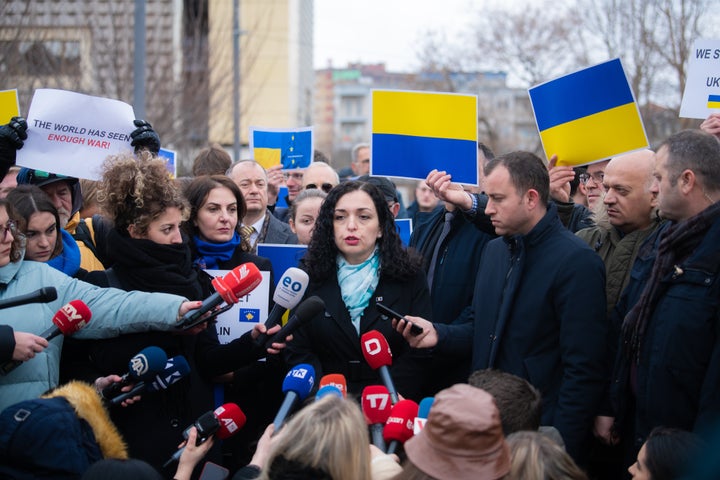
{"left": 0, "top": 110, "right": 719, "bottom": 480}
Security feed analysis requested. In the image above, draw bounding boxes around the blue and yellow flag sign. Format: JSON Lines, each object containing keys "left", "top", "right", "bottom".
{"left": 371, "top": 90, "right": 478, "bottom": 184}
{"left": 0, "top": 89, "right": 20, "bottom": 124}
{"left": 249, "top": 126, "right": 313, "bottom": 170}
{"left": 529, "top": 59, "right": 648, "bottom": 166}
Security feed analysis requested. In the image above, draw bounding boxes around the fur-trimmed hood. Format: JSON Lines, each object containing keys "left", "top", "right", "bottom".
{"left": 42, "top": 381, "right": 128, "bottom": 460}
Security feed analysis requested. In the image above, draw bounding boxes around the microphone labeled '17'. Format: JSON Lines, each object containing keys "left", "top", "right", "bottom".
{"left": 362, "top": 385, "right": 392, "bottom": 451}
{"left": 179, "top": 262, "right": 263, "bottom": 330}
{"left": 273, "top": 363, "right": 315, "bottom": 430}
{"left": 360, "top": 330, "right": 398, "bottom": 405}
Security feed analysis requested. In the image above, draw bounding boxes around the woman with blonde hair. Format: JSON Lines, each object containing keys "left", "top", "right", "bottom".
{"left": 506, "top": 431, "right": 588, "bottom": 480}
{"left": 256, "top": 395, "right": 372, "bottom": 480}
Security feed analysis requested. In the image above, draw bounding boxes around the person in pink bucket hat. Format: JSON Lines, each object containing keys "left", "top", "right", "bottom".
{"left": 399, "top": 383, "right": 510, "bottom": 480}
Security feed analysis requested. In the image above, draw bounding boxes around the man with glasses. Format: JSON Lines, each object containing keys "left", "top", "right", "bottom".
{"left": 580, "top": 160, "right": 610, "bottom": 210}
{"left": 301, "top": 161, "right": 339, "bottom": 194}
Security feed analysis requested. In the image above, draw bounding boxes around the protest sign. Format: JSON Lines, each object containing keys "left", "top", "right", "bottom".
{"left": 0, "top": 89, "right": 20, "bottom": 124}
{"left": 371, "top": 90, "right": 478, "bottom": 184}
{"left": 249, "top": 127, "right": 313, "bottom": 170}
{"left": 680, "top": 39, "right": 720, "bottom": 119}
{"left": 529, "top": 59, "right": 648, "bottom": 166}
{"left": 16, "top": 89, "right": 135, "bottom": 180}
{"left": 208, "top": 270, "right": 271, "bottom": 344}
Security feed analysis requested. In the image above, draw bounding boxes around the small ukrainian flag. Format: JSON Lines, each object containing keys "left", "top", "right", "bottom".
{"left": 708, "top": 95, "right": 720, "bottom": 109}
{"left": 529, "top": 59, "right": 648, "bottom": 166}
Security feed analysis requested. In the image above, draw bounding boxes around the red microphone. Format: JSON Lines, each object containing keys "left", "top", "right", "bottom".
{"left": 362, "top": 385, "right": 392, "bottom": 451}
{"left": 0, "top": 300, "right": 92, "bottom": 375}
{"left": 319, "top": 374, "right": 347, "bottom": 398}
{"left": 215, "top": 402, "right": 246, "bottom": 439}
{"left": 164, "top": 402, "right": 246, "bottom": 467}
{"left": 383, "top": 399, "right": 418, "bottom": 455}
{"left": 360, "top": 330, "right": 398, "bottom": 404}
{"left": 179, "top": 262, "right": 262, "bottom": 329}
{"left": 40, "top": 299, "right": 92, "bottom": 341}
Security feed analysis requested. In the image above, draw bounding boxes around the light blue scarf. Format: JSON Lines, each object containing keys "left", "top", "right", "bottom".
{"left": 337, "top": 247, "right": 380, "bottom": 334}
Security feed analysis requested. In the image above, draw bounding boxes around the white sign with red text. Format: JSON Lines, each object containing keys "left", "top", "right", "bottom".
{"left": 16, "top": 89, "right": 136, "bottom": 180}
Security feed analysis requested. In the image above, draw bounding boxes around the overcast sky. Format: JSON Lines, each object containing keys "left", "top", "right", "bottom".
{"left": 313, "top": 0, "right": 483, "bottom": 72}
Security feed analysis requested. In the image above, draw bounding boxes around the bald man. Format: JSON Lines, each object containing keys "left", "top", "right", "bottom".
{"left": 577, "top": 150, "right": 661, "bottom": 312}
{"left": 575, "top": 150, "right": 663, "bottom": 469}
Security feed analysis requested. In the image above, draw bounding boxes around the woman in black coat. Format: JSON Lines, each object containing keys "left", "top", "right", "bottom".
{"left": 72, "top": 153, "right": 282, "bottom": 478}
{"left": 285, "top": 180, "right": 432, "bottom": 400}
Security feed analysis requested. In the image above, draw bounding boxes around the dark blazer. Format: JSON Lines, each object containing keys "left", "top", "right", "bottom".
{"left": 284, "top": 269, "right": 432, "bottom": 401}
{"left": 261, "top": 213, "right": 297, "bottom": 246}
{"left": 435, "top": 204, "right": 608, "bottom": 461}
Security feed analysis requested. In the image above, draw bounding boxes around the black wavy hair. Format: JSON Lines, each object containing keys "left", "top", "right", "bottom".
{"left": 302, "top": 180, "right": 422, "bottom": 281}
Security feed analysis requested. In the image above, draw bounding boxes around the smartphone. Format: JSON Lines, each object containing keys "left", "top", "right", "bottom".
{"left": 376, "top": 303, "right": 424, "bottom": 336}
{"left": 199, "top": 461, "right": 229, "bottom": 480}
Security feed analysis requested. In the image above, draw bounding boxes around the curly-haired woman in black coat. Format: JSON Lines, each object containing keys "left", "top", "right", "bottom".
{"left": 284, "top": 181, "right": 431, "bottom": 400}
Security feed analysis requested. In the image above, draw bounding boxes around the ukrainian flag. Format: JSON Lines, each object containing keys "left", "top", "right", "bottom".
{"left": 529, "top": 59, "right": 648, "bottom": 166}
{"left": 250, "top": 128, "right": 312, "bottom": 170}
{"left": 0, "top": 89, "right": 19, "bottom": 124}
{"left": 708, "top": 95, "right": 720, "bottom": 109}
{"left": 371, "top": 90, "right": 478, "bottom": 184}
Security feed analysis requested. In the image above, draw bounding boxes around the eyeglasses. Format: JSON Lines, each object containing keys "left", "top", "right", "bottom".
{"left": 579, "top": 172, "right": 605, "bottom": 185}
{"left": 283, "top": 172, "right": 304, "bottom": 181}
{"left": 305, "top": 183, "right": 334, "bottom": 193}
{"left": 0, "top": 220, "right": 17, "bottom": 241}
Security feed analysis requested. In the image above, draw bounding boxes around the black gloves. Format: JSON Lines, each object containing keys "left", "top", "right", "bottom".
{"left": 0, "top": 116, "right": 27, "bottom": 180}
{"left": 130, "top": 119, "right": 161, "bottom": 155}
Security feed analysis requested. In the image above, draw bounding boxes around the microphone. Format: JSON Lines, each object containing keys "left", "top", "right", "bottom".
{"left": 0, "top": 300, "right": 91, "bottom": 375}
{"left": 0, "top": 286, "right": 57, "bottom": 310}
{"left": 39, "top": 300, "right": 92, "bottom": 341}
{"left": 179, "top": 262, "right": 263, "bottom": 330}
{"left": 315, "top": 385, "right": 343, "bottom": 401}
{"left": 110, "top": 355, "right": 190, "bottom": 405}
{"left": 362, "top": 385, "right": 392, "bottom": 451}
{"left": 319, "top": 373, "right": 347, "bottom": 398}
{"left": 254, "top": 267, "right": 309, "bottom": 346}
{"left": 273, "top": 363, "right": 315, "bottom": 430}
{"left": 414, "top": 397, "right": 434, "bottom": 434}
{"left": 360, "top": 330, "right": 398, "bottom": 405}
{"left": 383, "top": 399, "right": 418, "bottom": 455}
{"left": 164, "top": 403, "right": 246, "bottom": 467}
{"left": 101, "top": 346, "right": 168, "bottom": 401}
{"left": 262, "top": 296, "right": 325, "bottom": 349}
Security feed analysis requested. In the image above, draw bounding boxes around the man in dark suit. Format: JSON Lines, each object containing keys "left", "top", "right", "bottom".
{"left": 396, "top": 151, "right": 608, "bottom": 464}
{"left": 227, "top": 160, "right": 297, "bottom": 253}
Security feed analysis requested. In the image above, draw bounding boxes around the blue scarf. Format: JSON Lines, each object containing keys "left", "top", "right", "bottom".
{"left": 337, "top": 247, "right": 380, "bottom": 333}
{"left": 193, "top": 232, "right": 241, "bottom": 269}
{"left": 47, "top": 229, "right": 81, "bottom": 276}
